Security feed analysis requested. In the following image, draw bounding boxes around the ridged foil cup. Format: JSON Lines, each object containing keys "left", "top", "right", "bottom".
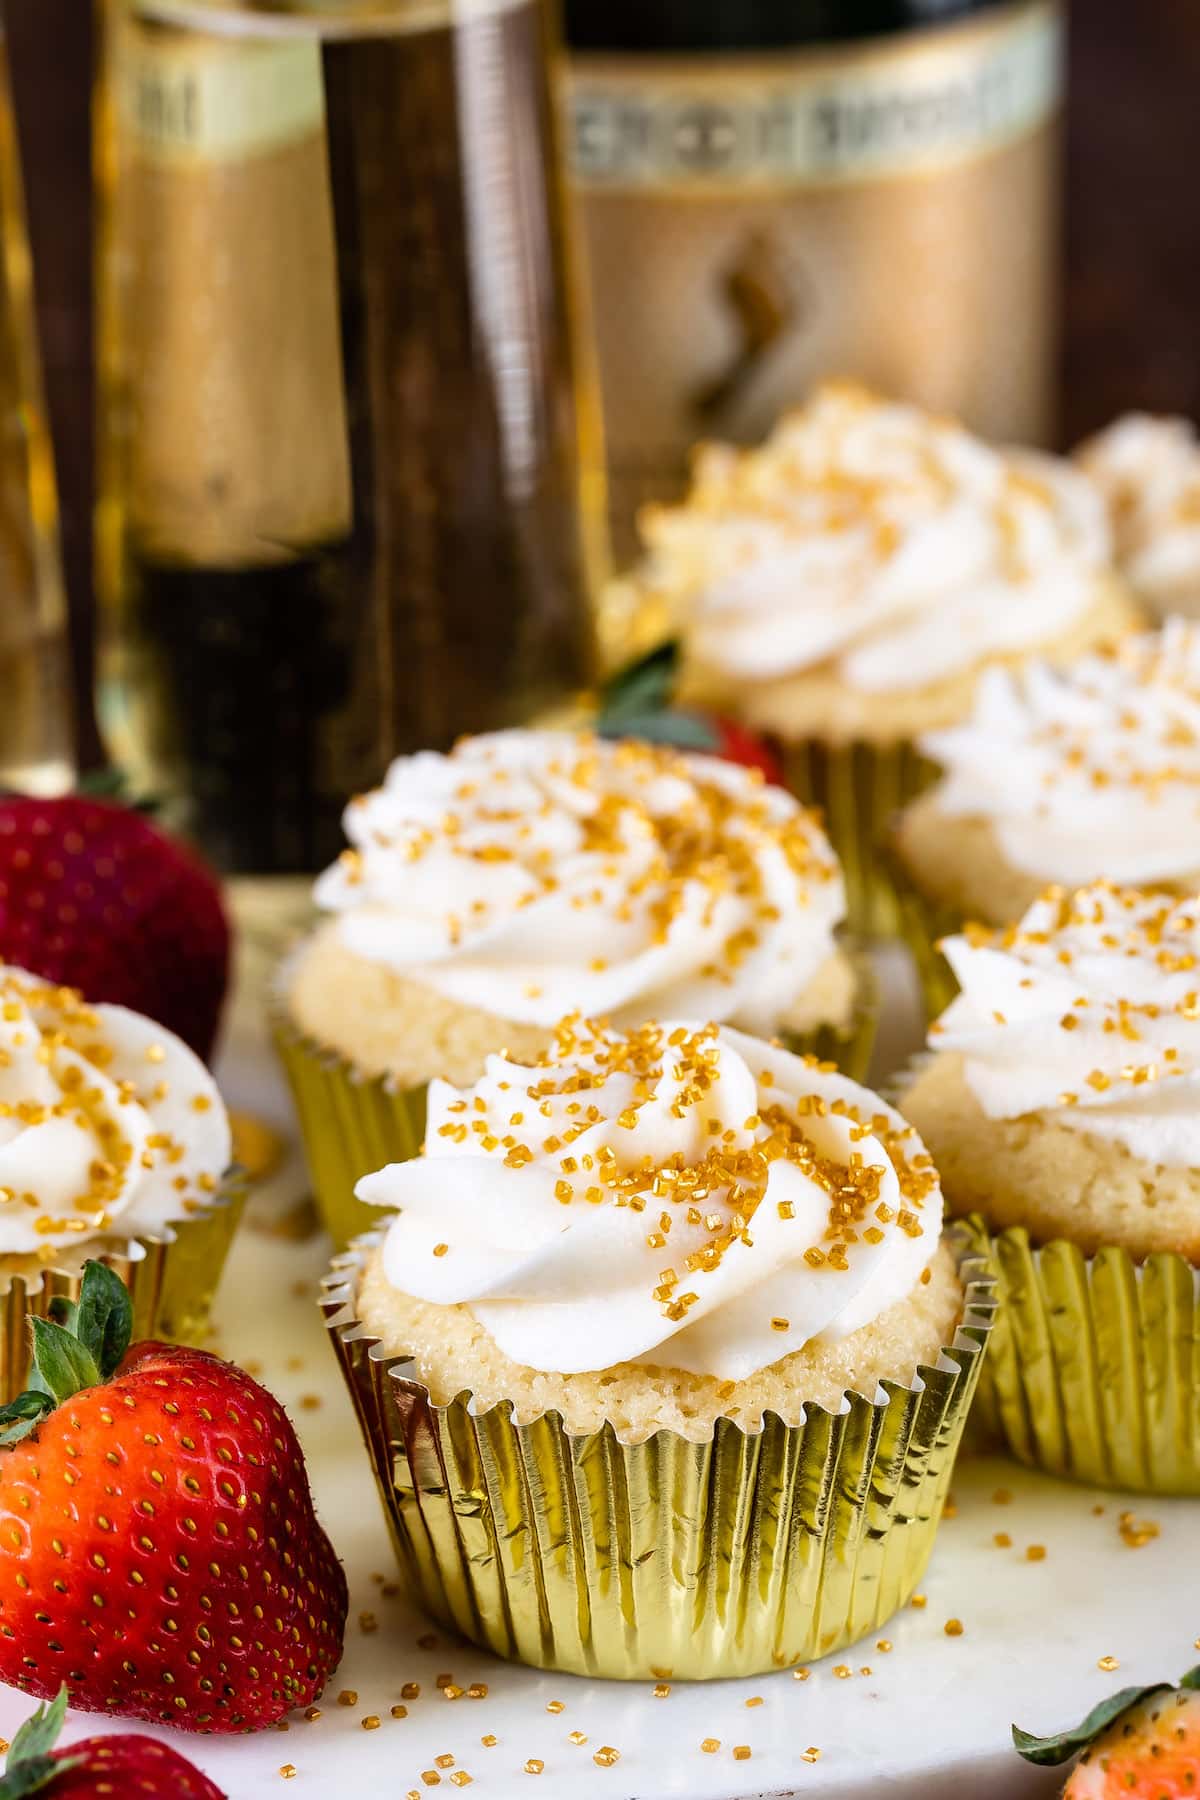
{"left": 777, "top": 738, "right": 935, "bottom": 940}
{"left": 885, "top": 1055, "right": 1200, "bottom": 1493}
{"left": 979, "top": 1221, "right": 1200, "bottom": 1494}
{"left": 321, "top": 1222, "right": 995, "bottom": 1680}
{"left": 886, "top": 848, "right": 962, "bottom": 1027}
{"left": 0, "top": 1172, "right": 246, "bottom": 1402}
{"left": 274, "top": 946, "right": 880, "bottom": 1248}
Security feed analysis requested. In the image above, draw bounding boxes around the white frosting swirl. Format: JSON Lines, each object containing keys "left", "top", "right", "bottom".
{"left": 644, "top": 383, "right": 1110, "bottom": 694}
{"left": 921, "top": 623, "right": 1200, "bottom": 886}
{"left": 0, "top": 967, "right": 231, "bottom": 1257}
{"left": 314, "top": 731, "right": 845, "bottom": 1035}
{"left": 1076, "top": 413, "right": 1200, "bottom": 617}
{"left": 358, "top": 1019, "right": 941, "bottom": 1382}
{"left": 933, "top": 884, "right": 1200, "bottom": 1167}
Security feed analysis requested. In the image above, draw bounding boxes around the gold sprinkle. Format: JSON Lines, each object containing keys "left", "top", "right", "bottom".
{"left": 337, "top": 1689, "right": 358, "bottom": 1707}
{"left": 467, "top": 1683, "right": 488, "bottom": 1700}
{"left": 1118, "top": 1511, "right": 1160, "bottom": 1548}
{"left": 391, "top": 1705, "right": 408, "bottom": 1719}
{"left": 1026, "top": 1545, "right": 1047, "bottom": 1562}
{"left": 421, "top": 1776, "right": 441, "bottom": 1790}
{"left": 524, "top": 1760, "right": 544, "bottom": 1775}
{"left": 994, "top": 1532, "right": 1012, "bottom": 1549}
{"left": 279, "top": 1770, "right": 296, "bottom": 1783}
{"left": 745, "top": 1695, "right": 763, "bottom": 1707}
{"left": 910, "top": 1594, "right": 927, "bottom": 1609}
{"left": 944, "top": 1619, "right": 964, "bottom": 1637}
{"left": 770, "top": 1317, "right": 789, "bottom": 1332}
{"left": 480, "top": 1735, "right": 497, "bottom": 1747}
{"left": 304, "top": 1707, "right": 321, "bottom": 1722}
{"left": 833, "top": 1664, "right": 852, "bottom": 1679}
{"left": 546, "top": 1700, "right": 565, "bottom": 1714}
{"left": 992, "top": 1488, "right": 1012, "bottom": 1505}
{"left": 653, "top": 1683, "right": 670, "bottom": 1698}
{"left": 1097, "top": 1655, "right": 1120, "bottom": 1672}
{"left": 402, "top": 1683, "right": 421, "bottom": 1700}
{"left": 593, "top": 1747, "right": 620, "bottom": 1767}
{"left": 792, "top": 1667, "right": 811, "bottom": 1680}
{"left": 733, "top": 1746, "right": 752, "bottom": 1761}
{"left": 432, "top": 1243, "right": 449, "bottom": 1258}
{"left": 434, "top": 1757, "right": 455, "bottom": 1770}
{"left": 876, "top": 1640, "right": 892, "bottom": 1653}
{"left": 700, "top": 1738, "right": 720, "bottom": 1753}
{"left": 568, "top": 1731, "right": 588, "bottom": 1746}
{"left": 801, "top": 1747, "right": 822, "bottom": 1764}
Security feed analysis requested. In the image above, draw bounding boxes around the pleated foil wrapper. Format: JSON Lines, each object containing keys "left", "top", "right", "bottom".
{"left": 321, "top": 1223, "right": 995, "bottom": 1681}
{"left": 0, "top": 1172, "right": 246, "bottom": 1402}
{"left": 777, "top": 738, "right": 935, "bottom": 940}
{"left": 885, "top": 1054, "right": 1200, "bottom": 1493}
{"left": 886, "top": 849, "right": 962, "bottom": 1028}
{"left": 273, "top": 949, "right": 880, "bottom": 1249}
{"left": 981, "top": 1223, "right": 1200, "bottom": 1494}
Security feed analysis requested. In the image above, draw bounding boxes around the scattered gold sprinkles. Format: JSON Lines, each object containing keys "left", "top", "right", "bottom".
{"left": 944, "top": 1619, "right": 964, "bottom": 1637}
{"left": 1098, "top": 1656, "right": 1120, "bottom": 1672}
{"left": 1118, "top": 1511, "right": 1160, "bottom": 1548}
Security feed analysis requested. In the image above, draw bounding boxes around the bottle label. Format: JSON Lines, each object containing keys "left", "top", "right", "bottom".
{"left": 566, "top": 0, "right": 1063, "bottom": 555}
{"left": 119, "top": 32, "right": 325, "bottom": 165}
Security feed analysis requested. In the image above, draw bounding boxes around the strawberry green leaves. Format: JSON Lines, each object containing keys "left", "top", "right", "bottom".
{"left": 1015, "top": 1667, "right": 1200, "bottom": 1766}
{"left": 0, "top": 1688, "right": 84, "bottom": 1798}
{"left": 0, "top": 1262, "right": 133, "bottom": 1447}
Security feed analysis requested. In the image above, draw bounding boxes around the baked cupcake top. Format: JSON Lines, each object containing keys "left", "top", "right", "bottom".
{"left": 1076, "top": 413, "right": 1200, "bottom": 616}
{"left": 0, "top": 967, "right": 230, "bottom": 1257}
{"left": 642, "top": 381, "right": 1110, "bottom": 696}
{"left": 313, "top": 731, "right": 845, "bottom": 1036}
{"left": 931, "top": 882, "right": 1200, "bottom": 1167}
{"left": 921, "top": 623, "right": 1200, "bottom": 886}
{"left": 357, "top": 1018, "right": 941, "bottom": 1382}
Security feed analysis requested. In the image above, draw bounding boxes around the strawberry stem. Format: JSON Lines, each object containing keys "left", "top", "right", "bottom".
{"left": 0, "top": 1263, "right": 133, "bottom": 1448}
{"left": 1014, "top": 1666, "right": 1200, "bottom": 1766}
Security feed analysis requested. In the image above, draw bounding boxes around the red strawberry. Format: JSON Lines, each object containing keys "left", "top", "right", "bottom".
{"left": 0, "top": 795, "right": 229, "bottom": 1061}
{"left": 0, "top": 1687, "right": 225, "bottom": 1797}
{"left": 0, "top": 1263, "right": 346, "bottom": 1733}
{"left": 704, "top": 714, "right": 784, "bottom": 786}
{"left": 1016, "top": 1666, "right": 1200, "bottom": 1797}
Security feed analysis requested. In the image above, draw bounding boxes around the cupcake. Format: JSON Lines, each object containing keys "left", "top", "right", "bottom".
{"left": 640, "top": 382, "right": 1137, "bottom": 933}
{"left": 1076, "top": 413, "right": 1200, "bottom": 619}
{"left": 0, "top": 965, "right": 239, "bottom": 1399}
{"left": 323, "top": 1016, "right": 994, "bottom": 1679}
{"left": 277, "top": 728, "right": 873, "bottom": 1245}
{"left": 894, "top": 622, "right": 1200, "bottom": 1012}
{"left": 900, "top": 883, "right": 1200, "bottom": 1493}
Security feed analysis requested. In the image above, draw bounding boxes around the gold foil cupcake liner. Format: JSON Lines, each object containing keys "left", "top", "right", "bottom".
{"left": 978, "top": 1220, "right": 1200, "bottom": 1495}
{"left": 778, "top": 738, "right": 935, "bottom": 940}
{"left": 886, "top": 848, "right": 962, "bottom": 1027}
{"left": 0, "top": 1172, "right": 246, "bottom": 1402}
{"left": 274, "top": 946, "right": 878, "bottom": 1246}
{"left": 321, "top": 1222, "right": 995, "bottom": 1680}
{"left": 884, "top": 1054, "right": 1200, "bottom": 1492}
{"left": 273, "top": 1018, "right": 426, "bottom": 1248}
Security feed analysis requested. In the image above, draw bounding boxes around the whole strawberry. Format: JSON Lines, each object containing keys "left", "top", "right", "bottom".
{"left": 596, "top": 641, "right": 784, "bottom": 785}
{"left": 0, "top": 794, "right": 229, "bottom": 1060}
{"left": 0, "top": 1264, "right": 346, "bottom": 1732}
{"left": 1016, "top": 1665, "right": 1200, "bottom": 1796}
{"left": 0, "top": 1688, "right": 225, "bottom": 1797}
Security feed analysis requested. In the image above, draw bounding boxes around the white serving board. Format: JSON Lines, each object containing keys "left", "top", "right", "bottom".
{"left": 0, "top": 896, "right": 1196, "bottom": 1799}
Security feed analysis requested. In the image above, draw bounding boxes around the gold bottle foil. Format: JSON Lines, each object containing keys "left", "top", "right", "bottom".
{"left": 778, "top": 736, "right": 935, "bottom": 939}
{"left": 321, "top": 1222, "right": 995, "bottom": 1680}
{"left": 980, "top": 1222, "right": 1200, "bottom": 1495}
{"left": 0, "top": 1172, "right": 246, "bottom": 1402}
{"left": 272, "top": 946, "right": 879, "bottom": 1249}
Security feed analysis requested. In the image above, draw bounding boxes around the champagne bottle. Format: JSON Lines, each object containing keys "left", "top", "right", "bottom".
{"left": 564, "top": 0, "right": 1065, "bottom": 557}
{"left": 97, "top": 0, "right": 603, "bottom": 874}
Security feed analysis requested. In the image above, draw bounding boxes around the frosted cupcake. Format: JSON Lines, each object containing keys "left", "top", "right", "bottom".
{"left": 277, "top": 729, "right": 872, "bottom": 1244}
{"left": 641, "top": 382, "right": 1136, "bottom": 932}
{"left": 0, "top": 965, "right": 238, "bottom": 1399}
{"left": 1076, "top": 413, "right": 1200, "bottom": 619}
{"left": 324, "top": 1017, "right": 993, "bottom": 1678}
{"left": 901, "top": 883, "right": 1200, "bottom": 1492}
{"left": 894, "top": 622, "right": 1200, "bottom": 1009}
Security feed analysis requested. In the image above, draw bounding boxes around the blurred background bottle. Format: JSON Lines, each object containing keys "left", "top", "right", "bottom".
{"left": 96, "top": 0, "right": 604, "bottom": 875}
{"left": 565, "top": 0, "right": 1065, "bottom": 559}
{"left": 0, "top": 22, "right": 74, "bottom": 794}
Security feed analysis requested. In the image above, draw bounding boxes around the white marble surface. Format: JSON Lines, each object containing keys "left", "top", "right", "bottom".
{"left": 0, "top": 904, "right": 1196, "bottom": 1799}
